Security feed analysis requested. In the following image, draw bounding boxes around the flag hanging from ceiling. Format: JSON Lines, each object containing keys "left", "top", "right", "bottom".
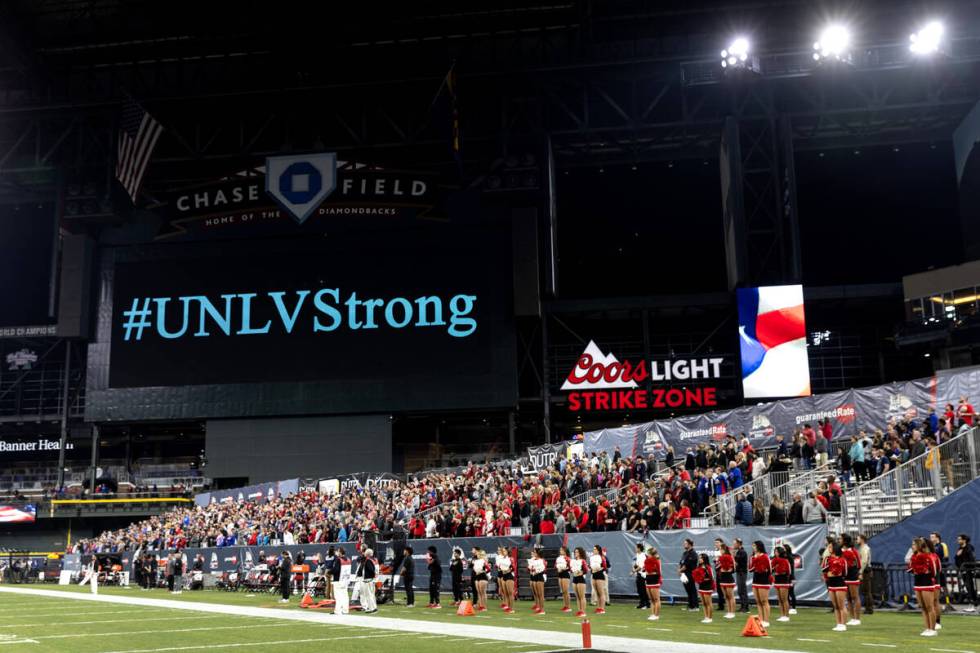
{"left": 115, "top": 99, "right": 163, "bottom": 202}
{"left": 738, "top": 284, "right": 811, "bottom": 399}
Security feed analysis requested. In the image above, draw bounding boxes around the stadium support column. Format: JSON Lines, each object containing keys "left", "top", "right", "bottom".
{"left": 719, "top": 106, "right": 802, "bottom": 287}
{"left": 89, "top": 425, "right": 100, "bottom": 494}
{"left": 55, "top": 340, "right": 71, "bottom": 489}
{"left": 542, "top": 315, "right": 552, "bottom": 444}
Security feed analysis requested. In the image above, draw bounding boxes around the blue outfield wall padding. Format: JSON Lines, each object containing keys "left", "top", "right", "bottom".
{"left": 868, "top": 476, "right": 980, "bottom": 564}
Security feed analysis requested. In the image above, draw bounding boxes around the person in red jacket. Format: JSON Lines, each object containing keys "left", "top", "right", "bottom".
{"left": 715, "top": 540, "right": 737, "bottom": 619}
{"left": 840, "top": 533, "right": 863, "bottom": 626}
{"left": 749, "top": 541, "right": 772, "bottom": 627}
{"left": 674, "top": 500, "right": 692, "bottom": 529}
{"left": 908, "top": 537, "right": 939, "bottom": 636}
{"left": 643, "top": 547, "right": 662, "bottom": 621}
{"left": 823, "top": 542, "right": 849, "bottom": 632}
{"left": 692, "top": 553, "right": 715, "bottom": 624}
{"left": 771, "top": 545, "right": 793, "bottom": 622}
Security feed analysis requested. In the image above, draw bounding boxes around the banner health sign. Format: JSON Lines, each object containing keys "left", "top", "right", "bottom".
{"left": 560, "top": 340, "right": 724, "bottom": 412}
{"left": 86, "top": 223, "right": 517, "bottom": 420}
{"left": 584, "top": 364, "right": 980, "bottom": 458}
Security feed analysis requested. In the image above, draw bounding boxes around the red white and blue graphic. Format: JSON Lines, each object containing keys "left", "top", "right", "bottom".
{"left": 737, "top": 284, "right": 811, "bottom": 399}
{"left": 0, "top": 504, "right": 36, "bottom": 523}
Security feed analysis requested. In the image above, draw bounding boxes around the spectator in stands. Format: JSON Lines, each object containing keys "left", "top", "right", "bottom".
{"left": 849, "top": 436, "right": 866, "bottom": 482}
{"left": 958, "top": 396, "right": 976, "bottom": 428}
{"left": 768, "top": 496, "right": 786, "bottom": 525}
{"left": 802, "top": 492, "right": 827, "bottom": 524}
{"left": 818, "top": 418, "right": 832, "bottom": 466}
{"left": 734, "top": 493, "right": 753, "bottom": 526}
{"left": 801, "top": 424, "right": 817, "bottom": 469}
{"left": 787, "top": 493, "right": 804, "bottom": 525}
{"left": 955, "top": 534, "right": 977, "bottom": 611}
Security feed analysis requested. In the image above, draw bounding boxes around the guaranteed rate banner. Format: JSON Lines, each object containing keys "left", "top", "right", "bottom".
{"left": 584, "top": 365, "right": 980, "bottom": 457}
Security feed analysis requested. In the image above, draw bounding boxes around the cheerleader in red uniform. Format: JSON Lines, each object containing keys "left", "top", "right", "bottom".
{"left": 908, "top": 537, "right": 938, "bottom": 636}
{"left": 555, "top": 546, "right": 572, "bottom": 613}
{"left": 823, "top": 542, "right": 849, "bottom": 632}
{"left": 570, "top": 547, "right": 588, "bottom": 617}
{"left": 771, "top": 545, "right": 793, "bottom": 622}
{"left": 528, "top": 548, "right": 547, "bottom": 615}
{"left": 749, "top": 541, "right": 772, "bottom": 628}
{"left": 589, "top": 545, "right": 608, "bottom": 614}
{"left": 840, "top": 534, "right": 863, "bottom": 626}
{"left": 495, "top": 546, "right": 515, "bottom": 613}
{"left": 643, "top": 547, "right": 662, "bottom": 621}
{"left": 692, "top": 553, "right": 715, "bottom": 624}
{"left": 715, "top": 541, "right": 737, "bottom": 619}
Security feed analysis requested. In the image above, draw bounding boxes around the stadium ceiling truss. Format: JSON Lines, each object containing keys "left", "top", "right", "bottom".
{"left": 1, "top": 35, "right": 979, "bottom": 190}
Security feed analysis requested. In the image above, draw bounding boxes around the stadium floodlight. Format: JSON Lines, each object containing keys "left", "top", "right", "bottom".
{"left": 813, "top": 24, "right": 852, "bottom": 63}
{"left": 910, "top": 21, "right": 946, "bottom": 56}
{"left": 720, "top": 36, "right": 760, "bottom": 74}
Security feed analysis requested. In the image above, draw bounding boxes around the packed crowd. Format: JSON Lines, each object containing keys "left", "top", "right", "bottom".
{"left": 72, "top": 398, "right": 976, "bottom": 554}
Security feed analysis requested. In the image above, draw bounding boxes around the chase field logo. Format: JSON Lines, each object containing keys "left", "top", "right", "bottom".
{"left": 265, "top": 153, "right": 337, "bottom": 224}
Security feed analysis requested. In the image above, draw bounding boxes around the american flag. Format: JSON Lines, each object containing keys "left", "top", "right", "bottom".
{"left": 0, "top": 504, "right": 36, "bottom": 523}
{"left": 115, "top": 99, "right": 163, "bottom": 202}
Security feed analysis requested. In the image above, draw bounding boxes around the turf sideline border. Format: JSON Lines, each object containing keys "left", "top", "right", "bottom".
{"left": 0, "top": 587, "right": 804, "bottom": 653}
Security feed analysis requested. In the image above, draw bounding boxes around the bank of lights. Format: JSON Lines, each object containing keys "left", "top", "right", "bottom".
{"left": 910, "top": 21, "right": 946, "bottom": 55}
{"left": 813, "top": 24, "right": 852, "bottom": 62}
{"left": 720, "top": 37, "right": 750, "bottom": 68}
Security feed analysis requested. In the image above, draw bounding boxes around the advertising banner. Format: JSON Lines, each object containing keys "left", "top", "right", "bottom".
{"left": 526, "top": 442, "right": 568, "bottom": 470}
{"left": 584, "top": 365, "right": 980, "bottom": 458}
{"left": 154, "top": 154, "right": 451, "bottom": 241}
{"left": 195, "top": 478, "right": 299, "bottom": 508}
{"left": 566, "top": 524, "right": 828, "bottom": 601}
{"left": 141, "top": 526, "right": 829, "bottom": 601}
{"left": 319, "top": 473, "right": 402, "bottom": 496}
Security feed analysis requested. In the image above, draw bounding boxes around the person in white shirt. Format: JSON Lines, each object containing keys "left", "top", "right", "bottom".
{"left": 425, "top": 517, "right": 438, "bottom": 538}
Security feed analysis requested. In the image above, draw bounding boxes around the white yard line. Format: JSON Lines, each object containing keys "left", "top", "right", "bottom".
{"left": 797, "top": 639, "right": 830, "bottom": 643}
{"left": 930, "top": 649, "right": 975, "bottom": 653}
{"left": 34, "top": 622, "right": 333, "bottom": 639}
{"left": 691, "top": 631, "right": 718, "bottom": 635}
{"left": 0, "top": 615, "right": 224, "bottom": 628}
{"left": 0, "top": 608, "right": 156, "bottom": 616}
{"left": 861, "top": 645, "right": 897, "bottom": 649}
{"left": 102, "top": 633, "right": 400, "bottom": 653}
{"left": 0, "top": 587, "right": 807, "bottom": 653}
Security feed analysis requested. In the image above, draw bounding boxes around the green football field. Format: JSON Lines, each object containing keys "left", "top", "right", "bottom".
{"left": 0, "top": 584, "right": 976, "bottom": 653}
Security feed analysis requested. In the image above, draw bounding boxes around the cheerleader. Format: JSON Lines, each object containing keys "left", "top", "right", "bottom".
{"left": 528, "top": 548, "right": 547, "bottom": 615}
{"left": 783, "top": 543, "right": 798, "bottom": 615}
{"left": 715, "top": 541, "right": 737, "bottom": 619}
{"left": 840, "top": 534, "right": 862, "bottom": 626}
{"left": 749, "top": 541, "right": 772, "bottom": 628}
{"left": 771, "top": 546, "right": 793, "bottom": 622}
{"left": 908, "top": 537, "right": 938, "bottom": 636}
{"left": 589, "top": 545, "right": 608, "bottom": 614}
{"left": 570, "top": 547, "right": 588, "bottom": 617}
{"left": 692, "top": 554, "right": 715, "bottom": 624}
{"left": 643, "top": 547, "right": 662, "bottom": 621}
{"left": 495, "top": 546, "right": 515, "bottom": 613}
{"left": 823, "top": 542, "right": 849, "bottom": 632}
{"left": 471, "top": 548, "right": 489, "bottom": 612}
{"left": 555, "top": 546, "right": 572, "bottom": 613}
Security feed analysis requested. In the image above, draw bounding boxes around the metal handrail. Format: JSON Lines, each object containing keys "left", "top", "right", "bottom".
{"left": 839, "top": 426, "right": 979, "bottom": 538}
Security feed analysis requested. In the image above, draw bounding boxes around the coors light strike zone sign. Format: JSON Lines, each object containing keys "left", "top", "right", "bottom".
{"left": 561, "top": 341, "right": 723, "bottom": 412}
